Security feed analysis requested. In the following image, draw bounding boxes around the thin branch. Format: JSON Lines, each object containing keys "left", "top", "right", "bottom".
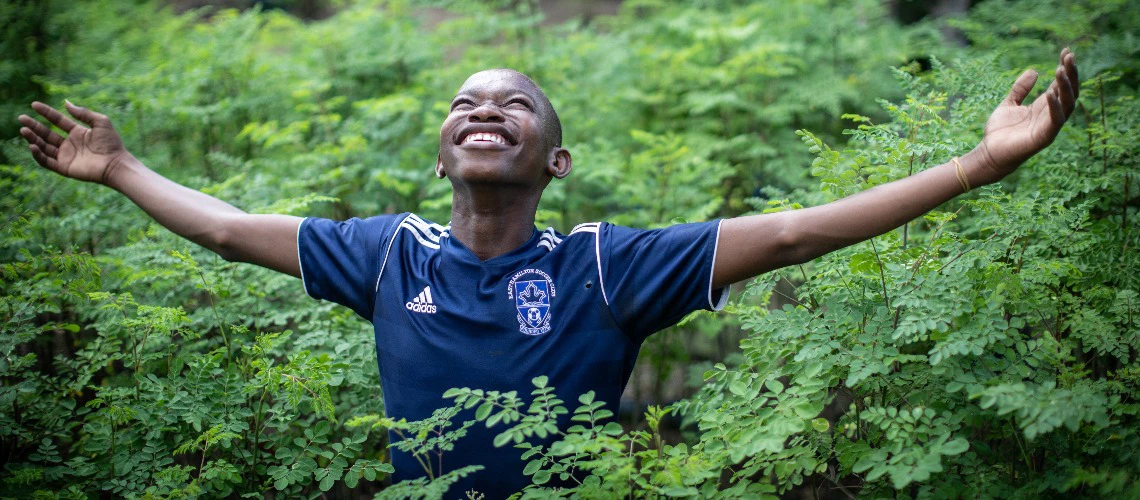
{"left": 868, "top": 239, "right": 891, "bottom": 311}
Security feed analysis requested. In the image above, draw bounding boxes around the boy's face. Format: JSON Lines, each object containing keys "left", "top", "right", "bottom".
{"left": 437, "top": 70, "right": 561, "bottom": 188}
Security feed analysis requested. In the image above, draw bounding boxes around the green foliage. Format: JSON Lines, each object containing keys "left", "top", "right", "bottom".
{"left": 446, "top": 377, "right": 735, "bottom": 498}
{"left": 2, "top": 0, "right": 1137, "bottom": 497}
{"left": 348, "top": 404, "right": 472, "bottom": 482}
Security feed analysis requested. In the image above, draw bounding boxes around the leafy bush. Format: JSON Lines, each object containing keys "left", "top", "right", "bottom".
{"left": 2, "top": 0, "right": 1136, "bottom": 497}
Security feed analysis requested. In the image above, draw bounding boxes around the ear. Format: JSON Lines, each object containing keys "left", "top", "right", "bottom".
{"left": 546, "top": 147, "right": 572, "bottom": 179}
{"left": 435, "top": 154, "right": 446, "bottom": 179}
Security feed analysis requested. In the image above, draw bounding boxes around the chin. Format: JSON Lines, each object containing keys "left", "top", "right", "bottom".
{"left": 450, "top": 162, "right": 528, "bottom": 186}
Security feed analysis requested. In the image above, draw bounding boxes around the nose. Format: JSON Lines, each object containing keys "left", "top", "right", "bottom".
{"left": 467, "top": 103, "right": 505, "bottom": 123}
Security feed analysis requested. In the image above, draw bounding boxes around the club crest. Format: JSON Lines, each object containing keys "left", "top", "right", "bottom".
{"left": 507, "top": 269, "right": 556, "bottom": 335}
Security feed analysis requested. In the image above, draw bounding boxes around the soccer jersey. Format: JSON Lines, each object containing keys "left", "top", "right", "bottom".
{"left": 298, "top": 213, "right": 728, "bottom": 497}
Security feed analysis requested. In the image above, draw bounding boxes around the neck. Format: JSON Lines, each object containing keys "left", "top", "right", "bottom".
{"left": 447, "top": 184, "right": 541, "bottom": 261}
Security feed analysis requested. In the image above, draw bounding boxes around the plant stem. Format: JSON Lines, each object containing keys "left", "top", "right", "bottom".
{"left": 200, "top": 437, "right": 208, "bottom": 478}
{"left": 1008, "top": 419, "right": 1033, "bottom": 476}
{"left": 903, "top": 153, "right": 916, "bottom": 249}
{"left": 1099, "top": 79, "right": 1108, "bottom": 175}
{"left": 110, "top": 419, "right": 117, "bottom": 478}
{"left": 868, "top": 239, "right": 891, "bottom": 311}
{"left": 197, "top": 268, "right": 231, "bottom": 362}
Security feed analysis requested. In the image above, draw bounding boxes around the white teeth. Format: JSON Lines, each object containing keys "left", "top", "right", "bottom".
{"left": 463, "top": 133, "right": 507, "bottom": 145}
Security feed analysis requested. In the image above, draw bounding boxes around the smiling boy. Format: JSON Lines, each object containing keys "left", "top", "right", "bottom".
{"left": 18, "top": 50, "right": 1078, "bottom": 496}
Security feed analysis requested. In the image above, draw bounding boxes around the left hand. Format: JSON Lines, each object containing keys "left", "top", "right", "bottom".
{"left": 975, "top": 48, "right": 1078, "bottom": 183}
{"left": 18, "top": 101, "right": 130, "bottom": 185}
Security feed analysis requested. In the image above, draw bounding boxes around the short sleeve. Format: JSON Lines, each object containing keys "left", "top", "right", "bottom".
{"left": 600, "top": 221, "right": 729, "bottom": 340}
{"left": 297, "top": 215, "right": 403, "bottom": 319}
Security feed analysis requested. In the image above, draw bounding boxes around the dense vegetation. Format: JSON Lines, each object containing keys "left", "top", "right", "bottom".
{"left": 2, "top": 0, "right": 1137, "bottom": 497}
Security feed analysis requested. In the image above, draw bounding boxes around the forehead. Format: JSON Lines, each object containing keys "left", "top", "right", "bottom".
{"left": 455, "top": 71, "right": 540, "bottom": 99}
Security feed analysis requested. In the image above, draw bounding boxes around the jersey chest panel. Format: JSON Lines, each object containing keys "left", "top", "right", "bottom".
{"left": 369, "top": 226, "right": 636, "bottom": 423}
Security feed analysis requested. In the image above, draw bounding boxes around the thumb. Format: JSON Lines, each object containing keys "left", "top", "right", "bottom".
{"left": 1004, "top": 70, "right": 1039, "bottom": 106}
{"left": 65, "top": 99, "right": 111, "bottom": 128}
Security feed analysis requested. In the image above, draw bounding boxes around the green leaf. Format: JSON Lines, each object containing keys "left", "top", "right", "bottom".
{"left": 475, "top": 402, "right": 493, "bottom": 421}
{"left": 766, "top": 379, "right": 784, "bottom": 395}
{"left": 603, "top": 422, "right": 624, "bottom": 436}
{"left": 493, "top": 432, "right": 513, "bottom": 448}
{"left": 532, "top": 470, "right": 551, "bottom": 485}
{"left": 811, "top": 418, "right": 830, "bottom": 432}
{"left": 523, "top": 459, "right": 543, "bottom": 476}
{"left": 486, "top": 411, "right": 505, "bottom": 428}
{"left": 578, "top": 391, "right": 595, "bottom": 405}
{"left": 940, "top": 437, "right": 969, "bottom": 456}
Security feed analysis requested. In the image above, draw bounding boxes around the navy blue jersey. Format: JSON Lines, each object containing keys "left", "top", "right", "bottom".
{"left": 298, "top": 213, "right": 727, "bottom": 497}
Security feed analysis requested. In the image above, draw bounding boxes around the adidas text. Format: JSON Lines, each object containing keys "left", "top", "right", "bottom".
{"left": 406, "top": 286, "right": 437, "bottom": 314}
{"left": 405, "top": 302, "right": 437, "bottom": 314}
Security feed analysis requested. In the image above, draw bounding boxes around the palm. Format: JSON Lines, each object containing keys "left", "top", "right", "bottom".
{"left": 57, "top": 125, "right": 125, "bottom": 182}
{"left": 18, "top": 101, "right": 127, "bottom": 184}
{"left": 982, "top": 98, "right": 1052, "bottom": 170}
{"left": 977, "top": 48, "right": 1078, "bottom": 180}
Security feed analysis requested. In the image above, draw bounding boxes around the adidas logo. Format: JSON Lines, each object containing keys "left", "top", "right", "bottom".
{"left": 405, "top": 286, "right": 437, "bottom": 314}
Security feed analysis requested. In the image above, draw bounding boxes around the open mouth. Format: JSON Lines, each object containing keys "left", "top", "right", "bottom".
{"left": 461, "top": 132, "right": 509, "bottom": 145}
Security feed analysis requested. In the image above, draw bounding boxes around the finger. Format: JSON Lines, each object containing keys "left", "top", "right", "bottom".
{"left": 1005, "top": 70, "right": 1038, "bottom": 106}
{"left": 18, "top": 115, "right": 66, "bottom": 146}
{"left": 29, "top": 144, "right": 60, "bottom": 172}
{"left": 1054, "top": 64, "right": 1076, "bottom": 117}
{"left": 18, "top": 126, "right": 37, "bottom": 145}
{"left": 31, "top": 101, "right": 79, "bottom": 132}
{"left": 1046, "top": 89, "right": 1065, "bottom": 130}
{"left": 20, "top": 127, "right": 60, "bottom": 158}
{"left": 65, "top": 100, "right": 111, "bottom": 128}
{"left": 1064, "top": 50, "right": 1079, "bottom": 100}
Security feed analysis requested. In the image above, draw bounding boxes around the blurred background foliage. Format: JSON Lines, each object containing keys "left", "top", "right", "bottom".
{"left": 1, "top": 0, "right": 1137, "bottom": 497}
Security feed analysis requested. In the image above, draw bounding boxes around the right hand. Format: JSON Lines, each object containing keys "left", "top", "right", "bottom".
{"left": 18, "top": 101, "right": 130, "bottom": 185}
{"left": 973, "top": 48, "right": 1079, "bottom": 184}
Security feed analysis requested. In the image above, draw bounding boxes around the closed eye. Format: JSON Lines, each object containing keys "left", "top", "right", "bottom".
{"left": 451, "top": 98, "right": 476, "bottom": 111}
{"left": 506, "top": 98, "right": 533, "bottom": 110}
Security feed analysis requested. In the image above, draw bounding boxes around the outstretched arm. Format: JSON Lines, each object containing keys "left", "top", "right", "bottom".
{"left": 713, "top": 48, "right": 1079, "bottom": 288}
{"left": 19, "top": 101, "right": 302, "bottom": 277}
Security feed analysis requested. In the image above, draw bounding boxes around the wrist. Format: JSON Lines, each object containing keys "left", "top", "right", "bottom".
{"left": 103, "top": 151, "right": 140, "bottom": 190}
{"left": 961, "top": 145, "right": 1005, "bottom": 188}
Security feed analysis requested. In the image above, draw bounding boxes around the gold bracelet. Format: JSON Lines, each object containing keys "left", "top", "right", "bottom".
{"left": 952, "top": 157, "right": 971, "bottom": 193}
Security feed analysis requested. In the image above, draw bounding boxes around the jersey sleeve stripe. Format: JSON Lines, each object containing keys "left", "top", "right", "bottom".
{"left": 404, "top": 214, "right": 447, "bottom": 236}
{"left": 402, "top": 215, "right": 443, "bottom": 237}
{"left": 546, "top": 227, "right": 562, "bottom": 244}
{"left": 564, "top": 222, "right": 606, "bottom": 303}
{"left": 593, "top": 225, "right": 609, "bottom": 305}
{"left": 297, "top": 217, "right": 313, "bottom": 298}
{"left": 400, "top": 219, "right": 443, "bottom": 243}
{"left": 375, "top": 214, "right": 410, "bottom": 293}
{"left": 537, "top": 227, "right": 564, "bottom": 252}
{"left": 708, "top": 219, "right": 730, "bottom": 311}
{"left": 399, "top": 222, "right": 442, "bottom": 249}
{"left": 570, "top": 222, "right": 600, "bottom": 235}
{"left": 404, "top": 213, "right": 438, "bottom": 228}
